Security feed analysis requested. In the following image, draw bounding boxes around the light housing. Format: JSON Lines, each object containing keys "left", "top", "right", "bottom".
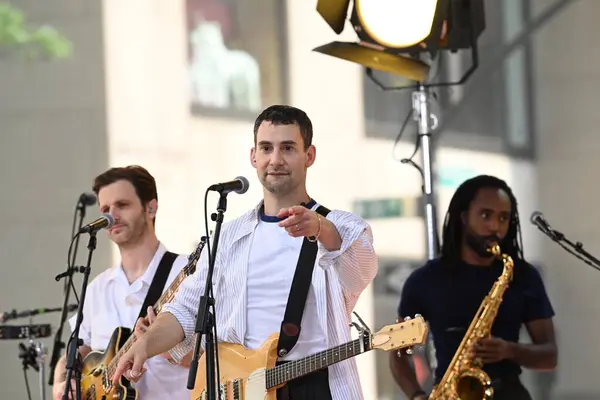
{"left": 314, "top": 0, "right": 485, "bottom": 83}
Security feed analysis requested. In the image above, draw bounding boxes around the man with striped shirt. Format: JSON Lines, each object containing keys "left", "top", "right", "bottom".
{"left": 113, "top": 105, "right": 378, "bottom": 399}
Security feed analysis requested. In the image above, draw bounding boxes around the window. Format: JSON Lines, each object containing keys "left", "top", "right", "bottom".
{"left": 363, "top": 0, "right": 536, "bottom": 159}
{"left": 186, "top": 0, "right": 288, "bottom": 119}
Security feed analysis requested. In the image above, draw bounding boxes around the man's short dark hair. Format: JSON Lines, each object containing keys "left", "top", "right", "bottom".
{"left": 92, "top": 165, "right": 157, "bottom": 208}
{"left": 253, "top": 105, "right": 313, "bottom": 150}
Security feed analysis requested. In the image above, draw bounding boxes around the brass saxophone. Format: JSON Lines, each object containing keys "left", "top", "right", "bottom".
{"left": 428, "top": 243, "right": 514, "bottom": 400}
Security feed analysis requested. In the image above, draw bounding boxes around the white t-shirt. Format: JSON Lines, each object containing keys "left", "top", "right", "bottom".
{"left": 68, "top": 242, "right": 190, "bottom": 399}
{"left": 244, "top": 203, "right": 327, "bottom": 360}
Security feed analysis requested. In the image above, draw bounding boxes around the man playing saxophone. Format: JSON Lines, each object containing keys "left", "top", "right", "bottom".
{"left": 389, "top": 175, "right": 557, "bottom": 400}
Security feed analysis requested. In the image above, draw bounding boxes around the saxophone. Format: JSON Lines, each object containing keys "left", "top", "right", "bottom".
{"left": 428, "top": 243, "right": 514, "bottom": 400}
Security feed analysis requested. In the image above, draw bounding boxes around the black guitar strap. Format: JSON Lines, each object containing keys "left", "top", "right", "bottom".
{"left": 136, "top": 251, "right": 177, "bottom": 322}
{"left": 277, "top": 205, "right": 331, "bottom": 357}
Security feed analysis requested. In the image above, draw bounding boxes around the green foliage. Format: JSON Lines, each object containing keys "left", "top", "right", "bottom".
{"left": 0, "top": 2, "right": 72, "bottom": 60}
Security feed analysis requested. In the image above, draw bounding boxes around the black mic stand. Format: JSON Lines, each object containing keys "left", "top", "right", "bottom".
{"left": 187, "top": 192, "right": 227, "bottom": 399}
{"left": 538, "top": 226, "right": 600, "bottom": 272}
{"left": 48, "top": 198, "right": 87, "bottom": 385}
{"left": 62, "top": 231, "right": 98, "bottom": 400}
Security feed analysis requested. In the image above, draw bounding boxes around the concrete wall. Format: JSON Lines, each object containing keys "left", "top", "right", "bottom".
{"left": 533, "top": 0, "right": 600, "bottom": 398}
{"left": 0, "top": 1, "right": 110, "bottom": 399}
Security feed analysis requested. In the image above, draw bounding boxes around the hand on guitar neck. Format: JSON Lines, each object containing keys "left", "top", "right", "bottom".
{"left": 113, "top": 312, "right": 186, "bottom": 385}
{"left": 135, "top": 306, "right": 176, "bottom": 364}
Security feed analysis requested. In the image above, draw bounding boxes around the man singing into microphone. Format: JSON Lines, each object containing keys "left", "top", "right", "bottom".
{"left": 52, "top": 165, "right": 192, "bottom": 400}
{"left": 112, "top": 105, "right": 378, "bottom": 399}
{"left": 389, "top": 175, "right": 557, "bottom": 400}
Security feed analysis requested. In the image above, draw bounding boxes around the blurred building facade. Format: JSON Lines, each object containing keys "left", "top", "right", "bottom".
{"left": 0, "top": 0, "right": 598, "bottom": 399}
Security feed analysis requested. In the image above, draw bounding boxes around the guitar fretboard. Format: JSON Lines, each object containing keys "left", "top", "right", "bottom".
{"left": 266, "top": 336, "right": 368, "bottom": 388}
{"left": 105, "top": 241, "right": 205, "bottom": 379}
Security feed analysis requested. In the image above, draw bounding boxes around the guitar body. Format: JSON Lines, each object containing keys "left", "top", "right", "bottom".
{"left": 191, "top": 333, "right": 281, "bottom": 400}
{"left": 80, "top": 327, "right": 138, "bottom": 400}
{"left": 190, "top": 317, "right": 428, "bottom": 400}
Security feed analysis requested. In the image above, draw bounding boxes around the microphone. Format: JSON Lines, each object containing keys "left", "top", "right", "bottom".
{"left": 78, "top": 192, "right": 97, "bottom": 206}
{"left": 0, "top": 304, "right": 78, "bottom": 323}
{"left": 530, "top": 211, "right": 553, "bottom": 233}
{"left": 530, "top": 211, "right": 563, "bottom": 240}
{"left": 208, "top": 176, "right": 250, "bottom": 195}
{"left": 78, "top": 214, "right": 114, "bottom": 234}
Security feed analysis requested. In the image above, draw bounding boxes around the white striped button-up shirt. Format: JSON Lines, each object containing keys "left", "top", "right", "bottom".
{"left": 162, "top": 201, "right": 378, "bottom": 399}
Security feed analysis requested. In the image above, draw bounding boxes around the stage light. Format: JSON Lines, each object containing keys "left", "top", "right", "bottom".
{"left": 314, "top": 0, "right": 486, "bottom": 262}
{"left": 314, "top": 0, "right": 485, "bottom": 83}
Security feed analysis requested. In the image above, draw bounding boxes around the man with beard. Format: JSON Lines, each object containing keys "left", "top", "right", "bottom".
{"left": 51, "top": 165, "right": 192, "bottom": 400}
{"left": 389, "top": 175, "right": 557, "bottom": 400}
{"left": 111, "top": 105, "right": 378, "bottom": 400}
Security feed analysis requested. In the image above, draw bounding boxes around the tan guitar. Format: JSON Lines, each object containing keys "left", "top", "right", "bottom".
{"left": 79, "top": 237, "right": 207, "bottom": 400}
{"left": 191, "top": 315, "right": 428, "bottom": 400}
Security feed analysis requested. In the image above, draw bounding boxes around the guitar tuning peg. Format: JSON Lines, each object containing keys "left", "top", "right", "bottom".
{"left": 404, "top": 316, "right": 412, "bottom": 321}
{"left": 415, "top": 313, "right": 422, "bottom": 318}
{"left": 406, "top": 348, "right": 413, "bottom": 355}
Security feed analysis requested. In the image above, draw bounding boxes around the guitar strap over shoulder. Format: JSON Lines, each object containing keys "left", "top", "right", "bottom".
{"left": 136, "top": 251, "right": 177, "bottom": 322}
{"left": 277, "top": 205, "right": 331, "bottom": 357}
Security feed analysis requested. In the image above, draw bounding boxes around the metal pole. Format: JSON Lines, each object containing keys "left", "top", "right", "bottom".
{"left": 37, "top": 342, "right": 46, "bottom": 400}
{"left": 412, "top": 84, "right": 438, "bottom": 260}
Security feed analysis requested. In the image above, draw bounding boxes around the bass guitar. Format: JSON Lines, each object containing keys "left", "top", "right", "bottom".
{"left": 192, "top": 315, "right": 428, "bottom": 400}
{"left": 80, "top": 236, "right": 207, "bottom": 400}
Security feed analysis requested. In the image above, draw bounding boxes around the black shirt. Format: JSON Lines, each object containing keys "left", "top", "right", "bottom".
{"left": 398, "top": 258, "right": 555, "bottom": 382}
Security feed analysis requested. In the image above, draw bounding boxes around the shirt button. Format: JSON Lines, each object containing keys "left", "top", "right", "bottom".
{"left": 126, "top": 297, "right": 135, "bottom": 306}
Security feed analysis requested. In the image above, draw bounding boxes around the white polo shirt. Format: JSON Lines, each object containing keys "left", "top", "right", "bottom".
{"left": 68, "top": 242, "right": 190, "bottom": 400}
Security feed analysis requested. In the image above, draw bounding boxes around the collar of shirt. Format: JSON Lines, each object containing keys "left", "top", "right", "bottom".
{"left": 106, "top": 242, "right": 167, "bottom": 289}
{"left": 230, "top": 199, "right": 318, "bottom": 242}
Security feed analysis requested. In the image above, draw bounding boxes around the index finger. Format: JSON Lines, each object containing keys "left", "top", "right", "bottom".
{"left": 112, "top": 358, "right": 130, "bottom": 384}
{"left": 147, "top": 306, "right": 156, "bottom": 322}
{"left": 277, "top": 205, "right": 305, "bottom": 218}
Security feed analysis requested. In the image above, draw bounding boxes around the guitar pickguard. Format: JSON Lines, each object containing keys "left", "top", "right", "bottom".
{"left": 245, "top": 368, "right": 267, "bottom": 400}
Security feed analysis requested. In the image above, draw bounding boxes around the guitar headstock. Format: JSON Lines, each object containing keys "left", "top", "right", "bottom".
{"left": 370, "top": 315, "right": 428, "bottom": 354}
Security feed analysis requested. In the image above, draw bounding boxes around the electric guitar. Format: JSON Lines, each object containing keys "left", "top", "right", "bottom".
{"left": 79, "top": 237, "right": 207, "bottom": 400}
{"left": 191, "top": 315, "right": 428, "bottom": 400}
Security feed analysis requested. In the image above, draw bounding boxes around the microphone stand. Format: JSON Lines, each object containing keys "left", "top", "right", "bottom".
{"left": 18, "top": 316, "right": 48, "bottom": 400}
{"left": 48, "top": 199, "right": 87, "bottom": 385}
{"left": 187, "top": 192, "right": 227, "bottom": 399}
{"left": 62, "top": 231, "right": 98, "bottom": 400}
{"left": 537, "top": 226, "right": 600, "bottom": 273}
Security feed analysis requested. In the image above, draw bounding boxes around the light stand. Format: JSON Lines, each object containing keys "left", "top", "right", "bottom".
{"left": 365, "top": 39, "right": 479, "bottom": 261}
{"left": 187, "top": 192, "right": 228, "bottom": 399}
{"left": 413, "top": 85, "right": 438, "bottom": 260}
{"left": 61, "top": 231, "right": 98, "bottom": 400}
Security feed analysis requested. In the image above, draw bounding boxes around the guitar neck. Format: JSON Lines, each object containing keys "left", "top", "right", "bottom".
{"left": 266, "top": 334, "right": 370, "bottom": 389}
{"left": 105, "top": 262, "right": 195, "bottom": 378}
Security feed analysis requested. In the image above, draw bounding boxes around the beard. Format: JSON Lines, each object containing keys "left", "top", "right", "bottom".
{"left": 110, "top": 213, "right": 148, "bottom": 246}
{"left": 260, "top": 172, "right": 297, "bottom": 195}
{"left": 465, "top": 231, "right": 500, "bottom": 259}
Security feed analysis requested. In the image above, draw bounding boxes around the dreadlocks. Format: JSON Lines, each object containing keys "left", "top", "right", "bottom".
{"left": 440, "top": 175, "right": 525, "bottom": 267}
